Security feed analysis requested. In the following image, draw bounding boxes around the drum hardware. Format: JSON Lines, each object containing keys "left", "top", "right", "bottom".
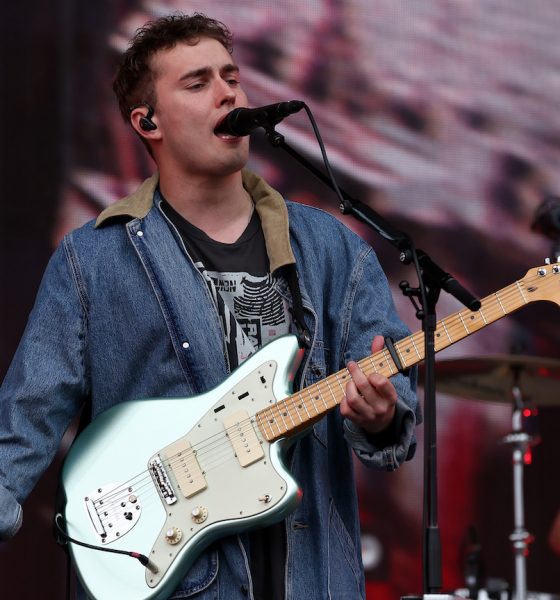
{"left": 502, "top": 375, "right": 537, "bottom": 600}
{"left": 429, "top": 355, "right": 560, "bottom": 407}
{"left": 421, "top": 355, "right": 560, "bottom": 600}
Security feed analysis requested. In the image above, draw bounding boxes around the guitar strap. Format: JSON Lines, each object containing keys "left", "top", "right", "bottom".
{"left": 283, "top": 263, "right": 312, "bottom": 350}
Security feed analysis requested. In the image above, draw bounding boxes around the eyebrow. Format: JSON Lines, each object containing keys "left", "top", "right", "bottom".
{"left": 178, "top": 63, "right": 239, "bottom": 83}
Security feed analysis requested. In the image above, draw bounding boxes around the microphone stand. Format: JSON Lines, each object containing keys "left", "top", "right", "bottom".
{"left": 263, "top": 126, "right": 480, "bottom": 598}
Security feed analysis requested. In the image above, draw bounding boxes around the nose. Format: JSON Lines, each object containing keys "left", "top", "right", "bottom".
{"left": 215, "top": 78, "right": 236, "bottom": 107}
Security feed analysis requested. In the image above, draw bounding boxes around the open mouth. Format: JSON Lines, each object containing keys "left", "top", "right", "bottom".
{"left": 214, "top": 114, "right": 239, "bottom": 139}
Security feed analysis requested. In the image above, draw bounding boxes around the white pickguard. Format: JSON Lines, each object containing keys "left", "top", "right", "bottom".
{"left": 61, "top": 335, "right": 304, "bottom": 600}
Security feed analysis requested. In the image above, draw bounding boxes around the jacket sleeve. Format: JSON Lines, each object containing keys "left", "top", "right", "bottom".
{"left": 340, "top": 244, "right": 421, "bottom": 471}
{"left": 0, "top": 237, "right": 88, "bottom": 539}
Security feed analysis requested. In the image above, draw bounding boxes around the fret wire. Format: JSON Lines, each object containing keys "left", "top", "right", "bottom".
{"left": 260, "top": 407, "right": 272, "bottom": 436}
{"left": 382, "top": 348, "right": 395, "bottom": 375}
{"left": 282, "top": 399, "right": 296, "bottom": 428}
{"left": 496, "top": 284, "right": 515, "bottom": 309}
{"left": 367, "top": 354, "right": 378, "bottom": 373}
{"left": 256, "top": 411, "right": 271, "bottom": 440}
{"left": 287, "top": 396, "right": 302, "bottom": 424}
{"left": 413, "top": 332, "right": 425, "bottom": 348}
{"left": 478, "top": 306, "right": 488, "bottom": 324}
{"left": 267, "top": 407, "right": 282, "bottom": 437}
{"left": 494, "top": 291, "right": 507, "bottom": 314}
{"left": 288, "top": 393, "right": 303, "bottom": 422}
{"left": 395, "top": 340, "right": 410, "bottom": 365}
{"left": 306, "top": 386, "right": 321, "bottom": 415}
{"left": 487, "top": 293, "right": 506, "bottom": 311}
{"left": 457, "top": 312, "right": 470, "bottom": 334}
{"left": 395, "top": 344, "right": 407, "bottom": 368}
{"left": 440, "top": 320, "right": 453, "bottom": 342}
{"left": 334, "top": 372, "right": 346, "bottom": 397}
{"left": 274, "top": 405, "right": 289, "bottom": 433}
{"left": 292, "top": 398, "right": 306, "bottom": 424}
{"left": 266, "top": 401, "right": 285, "bottom": 432}
{"left": 499, "top": 286, "right": 516, "bottom": 307}
{"left": 261, "top": 271, "right": 548, "bottom": 442}
{"left": 322, "top": 377, "right": 337, "bottom": 407}
{"left": 515, "top": 281, "right": 528, "bottom": 304}
{"left": 299, "top": 392, "right": 312, "bottom": 419}
{"left": 270, "top": 408, "right": 283, "bottom": 438}
{"left": 442, "top": 321, "right": 459, "bottom": 343}
{"left": 371, "top": 354, "right": 383, "bottom": 375}
{"left": 289, "top": 396, "right": 307, "bottom": 425}
{"left": 274, "top": 402, "right": 289, "bottom": 433}
{"left": 451, "top": 314, "right": 468, "bottom": 333}
{"left": 410, "top": 335, "right": 422, "bottom": 359}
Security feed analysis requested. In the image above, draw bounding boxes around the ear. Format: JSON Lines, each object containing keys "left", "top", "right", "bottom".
{"left": 130, "top": 105, "right": 161, "bottom": 140}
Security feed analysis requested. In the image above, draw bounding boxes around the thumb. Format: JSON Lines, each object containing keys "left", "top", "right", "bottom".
{"left": 371, "top": 335, "right": 385, "bottom": 354}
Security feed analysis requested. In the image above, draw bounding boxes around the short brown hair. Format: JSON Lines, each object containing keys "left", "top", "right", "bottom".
{"left": 113, "top": 13, "right": 233, "bottom": 123}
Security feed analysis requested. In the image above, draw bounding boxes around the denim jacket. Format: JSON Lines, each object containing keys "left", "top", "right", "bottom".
{"left": 0, "top": 170, "right": 419, "bottom": 599}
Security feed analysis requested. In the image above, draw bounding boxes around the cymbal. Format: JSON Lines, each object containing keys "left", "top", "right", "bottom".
{"left": 421, "top": 355, "right": 560, "bottom": 406}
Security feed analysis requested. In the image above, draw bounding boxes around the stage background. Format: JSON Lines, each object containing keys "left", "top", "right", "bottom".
{"left": 1, "top": 0, "right": 560, "bottom": 597}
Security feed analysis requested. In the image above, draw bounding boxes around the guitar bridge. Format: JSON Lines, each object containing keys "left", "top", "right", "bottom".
{"left": 84, "top": 483, "right": 142, "bottom": 544}
{"left": 149, "top": 455, "right": 177, "bottom": 505}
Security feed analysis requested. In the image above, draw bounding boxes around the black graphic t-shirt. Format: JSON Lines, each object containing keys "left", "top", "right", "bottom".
{"left": 161, "top": 196, "right": 289, "bottom": 600}
{"left": 161, "top": 198, "right": 291, "bottom": 370}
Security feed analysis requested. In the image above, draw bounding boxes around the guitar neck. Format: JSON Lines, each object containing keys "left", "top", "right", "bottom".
{"left": 256, "top": 276, "right": 531, "bottom": 442}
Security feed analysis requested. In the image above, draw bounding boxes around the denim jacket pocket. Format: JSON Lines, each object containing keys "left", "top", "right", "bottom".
{"left": 303, "top": 339, "right": 329, "bottom": 385}
{"left": 169, "top": 547, "right": 219, "bottom": 599}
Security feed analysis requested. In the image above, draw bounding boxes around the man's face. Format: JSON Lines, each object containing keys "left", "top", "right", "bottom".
{"left": 149, "top": 37, "right": 250, "bottom": 179}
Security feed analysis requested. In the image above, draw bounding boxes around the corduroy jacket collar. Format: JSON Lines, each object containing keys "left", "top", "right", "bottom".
{"left": 95, "top": 169, "right": 296, "bottom": 273}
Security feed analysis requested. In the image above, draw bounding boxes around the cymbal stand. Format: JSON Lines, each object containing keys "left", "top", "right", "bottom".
{"left": 502, "top": 378, "right": 536, "bottom": 600}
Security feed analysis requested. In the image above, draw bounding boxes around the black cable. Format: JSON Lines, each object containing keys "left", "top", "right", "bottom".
{"left": 65, "top": 547, "right": 73, "bottom": 600}
{"left": 54, "top": 513, "right": 158, "bottom": 572}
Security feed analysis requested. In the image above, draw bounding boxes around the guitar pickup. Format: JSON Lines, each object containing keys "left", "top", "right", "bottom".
{"left": 163, "top": 440, "right": 207, "bottom": 499}
{"left": 223, "top": 410, "right": 264, "bottom": 467}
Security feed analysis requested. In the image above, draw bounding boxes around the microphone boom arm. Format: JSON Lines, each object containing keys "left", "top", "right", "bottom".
{"left": 264, "top": 127, "right": 480, "bottom": 311}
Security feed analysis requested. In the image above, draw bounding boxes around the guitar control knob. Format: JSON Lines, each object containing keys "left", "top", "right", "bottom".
{"left": 165, "top": 526, "right": 183, "bottom": 545}
{"left": 191, "top": 506, "right": 208, "bottom": 524}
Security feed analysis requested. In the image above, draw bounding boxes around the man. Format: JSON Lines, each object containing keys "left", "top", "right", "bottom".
{"left": 0, "top": 13, "right": 419, "bottom": 599}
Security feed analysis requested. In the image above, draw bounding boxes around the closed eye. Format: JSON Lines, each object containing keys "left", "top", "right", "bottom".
{"left": 185, "top": 81, "right": 208, "bottom": 91}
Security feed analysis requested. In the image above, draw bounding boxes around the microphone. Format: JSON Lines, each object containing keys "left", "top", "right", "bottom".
{"left": 215, "top": 101, "right": 305, "bottom": 136}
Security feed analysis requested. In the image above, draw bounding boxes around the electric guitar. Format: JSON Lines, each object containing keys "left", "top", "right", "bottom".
{"left": 60, "top": 262, "right": 560, "bottom": 599}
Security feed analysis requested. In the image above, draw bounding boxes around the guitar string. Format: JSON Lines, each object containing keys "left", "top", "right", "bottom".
{"left": 95, "top": 308, "right": 516, "bottom": 516}
{"left": 93, "top": 359, "right": 356, "bottom": 512}
{"left": 95, "top": 270, "right": 548, "bottom": 520}
{"left": 93, "top": 370, "right": 351, "bottom": 514}
{"left": 91, "top": 270, "right": 553, "bottom": 516}
{"left": 94, "top": 270, "right": 544, "bottom": 510}
{"left": 93, "top": 390, "right": 325, "bottom": 514}
{"left": 91, "top": 361, "right": 355, "bottom": 509}
{"left": 92, "top": 420, "right": 268, "bottom": 508}
{"left": 95, "top": 449, "right": 247, "bottom": 525}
